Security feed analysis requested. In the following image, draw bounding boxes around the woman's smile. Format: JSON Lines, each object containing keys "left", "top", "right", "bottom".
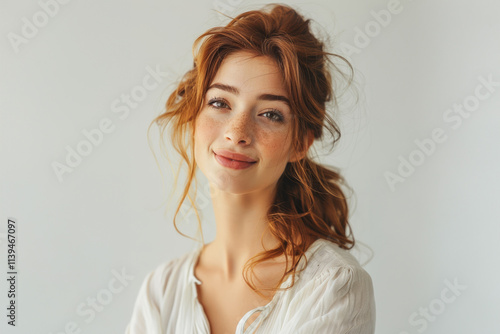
{"left": 213, "top": 151, "right": 257, "bottom": 170}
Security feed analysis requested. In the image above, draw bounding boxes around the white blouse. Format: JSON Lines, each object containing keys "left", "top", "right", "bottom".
{"left": 125, "top": 238, "right": 376, "bottom": 333}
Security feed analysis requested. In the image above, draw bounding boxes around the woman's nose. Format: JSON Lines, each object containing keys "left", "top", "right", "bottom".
{"left": 224, "top": 111, "right": 253, "bottom": 145}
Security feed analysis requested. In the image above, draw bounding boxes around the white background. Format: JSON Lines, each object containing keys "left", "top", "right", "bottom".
{"left": 1, "top": 0, "right": 499, "bottom": 333}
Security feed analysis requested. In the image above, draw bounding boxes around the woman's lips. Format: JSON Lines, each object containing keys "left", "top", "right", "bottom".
{"left": 213, "top": 149, "right": 257, "bottom": 162}
{"left": 213, "top": 152, "right": 257, "bottom": 170}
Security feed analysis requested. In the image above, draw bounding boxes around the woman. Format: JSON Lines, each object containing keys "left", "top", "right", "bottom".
{"left": 126, "top": 3, "right": 375, "bottom": 334}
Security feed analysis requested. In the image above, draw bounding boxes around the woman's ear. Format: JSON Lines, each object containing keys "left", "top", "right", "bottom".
{"left": 289, "top": 130, "right": 314, "bottom": 163}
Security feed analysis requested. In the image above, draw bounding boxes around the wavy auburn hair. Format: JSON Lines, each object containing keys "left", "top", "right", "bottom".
{"left": 148, "top": 3, "right": 357, "bottom": 297}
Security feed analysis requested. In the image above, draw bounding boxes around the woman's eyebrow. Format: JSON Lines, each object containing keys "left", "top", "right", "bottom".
{"left": 207, "top": 83, "right": 291, "bottom": 107}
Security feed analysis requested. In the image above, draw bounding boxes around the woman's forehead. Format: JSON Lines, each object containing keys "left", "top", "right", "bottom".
{"left": 209, "top": 52, "right": 288, "bottom": 97}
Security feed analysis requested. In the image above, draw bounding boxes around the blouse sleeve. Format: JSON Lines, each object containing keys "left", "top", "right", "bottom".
{"left": 124, "top": 265, "right": 166, "bottom": 334}
{"left": 279, "top": 265, "right": 376, "bottom": 334}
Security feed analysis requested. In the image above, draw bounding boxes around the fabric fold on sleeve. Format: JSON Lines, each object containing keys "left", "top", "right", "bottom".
{"left": 278, "top": 265, "right": 376, "bottom": 334}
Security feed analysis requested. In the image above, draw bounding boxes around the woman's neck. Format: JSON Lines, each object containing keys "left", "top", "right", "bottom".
{"left": 204, "top": 183, "right": 282, "bottom": 282}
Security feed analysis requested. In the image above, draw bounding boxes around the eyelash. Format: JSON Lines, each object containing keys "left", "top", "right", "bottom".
{"left": 206, "top": 97, "right": 285, "bottom": 123}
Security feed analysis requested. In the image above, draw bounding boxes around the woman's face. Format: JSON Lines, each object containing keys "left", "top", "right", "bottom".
{"left": 194, "top": 50, "right": 301, "bottom": 195}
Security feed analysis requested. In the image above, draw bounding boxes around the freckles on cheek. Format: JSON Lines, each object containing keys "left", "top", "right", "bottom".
{"left": 196, "top": 113, "right": 220, "bottom": 143}
{"left": 260, "top": 131, "right": 291, "bottom": 157}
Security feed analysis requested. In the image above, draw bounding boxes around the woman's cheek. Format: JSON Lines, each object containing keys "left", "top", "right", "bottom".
{"left": 196, "top": 112, "right": 220, "bottom": 140}
{"left": 260, "top": 131, "right": 291, "bottom": 158}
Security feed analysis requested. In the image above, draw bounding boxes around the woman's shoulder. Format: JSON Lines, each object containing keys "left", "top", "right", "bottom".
{"left": 277, "top": 239, "right": 376, "bottom": 332}
{"left": 299, "top": 238, "right": 373, "bottom": 286}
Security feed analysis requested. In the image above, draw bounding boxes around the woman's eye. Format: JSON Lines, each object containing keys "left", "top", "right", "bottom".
{"left": 207, "top": 98, "right": 284, "bottom": 123}
{"left": 262, "top": 110, "right": 284, "bottom": 123}
{"left": 207, "top": 98, "right": 229, "bottom": 109}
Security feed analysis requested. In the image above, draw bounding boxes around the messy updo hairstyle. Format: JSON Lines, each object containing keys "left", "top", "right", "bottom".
{"left": 148, "top": 3, "right": 357, "bottom": 298}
